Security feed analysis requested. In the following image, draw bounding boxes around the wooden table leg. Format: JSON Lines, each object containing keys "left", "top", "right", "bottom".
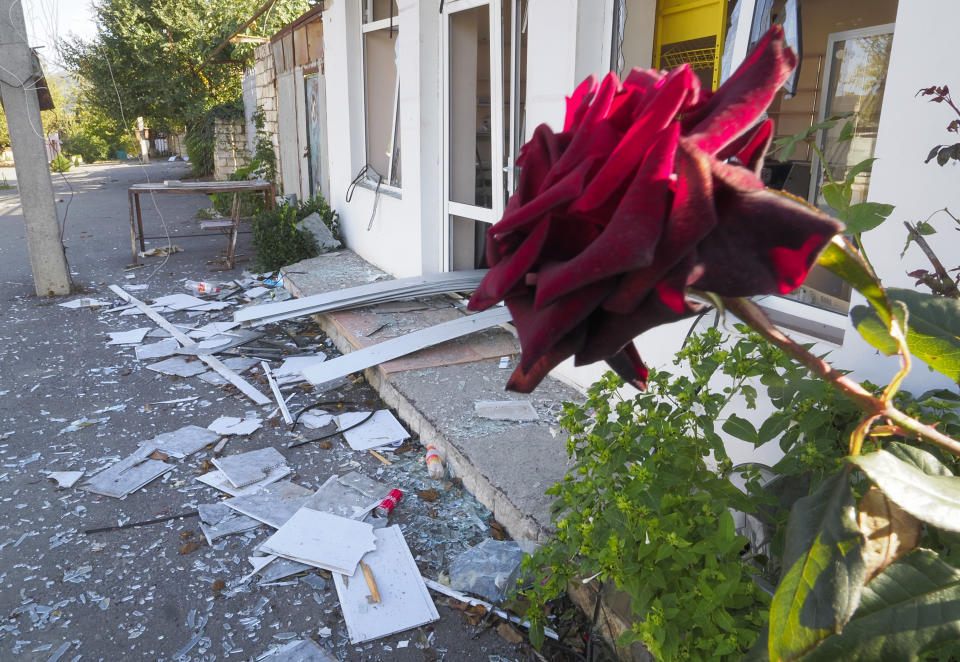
{"left": 134, "top": 194, "right": 146, "bottom": 252}
{"left": 226, "top": 192, "right": 240, "bottom": 270}
{"left": 128, "top": 190, "right": 139, "bottom": 266}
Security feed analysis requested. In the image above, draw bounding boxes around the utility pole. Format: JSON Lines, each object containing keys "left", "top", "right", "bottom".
{"left": 0, "top": 0, "right": 71, "bottom": 296}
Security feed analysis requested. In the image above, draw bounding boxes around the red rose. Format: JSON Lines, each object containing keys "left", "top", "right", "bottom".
{"left": 468, "top": 26, "right": 843, "bottom": 393}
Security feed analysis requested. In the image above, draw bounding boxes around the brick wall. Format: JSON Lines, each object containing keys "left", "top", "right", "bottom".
{"left": 250, "top": 42, "right": 281, "bottom": 181}
{"left": 212, "top": 119, "right": 250, "bottom": 181}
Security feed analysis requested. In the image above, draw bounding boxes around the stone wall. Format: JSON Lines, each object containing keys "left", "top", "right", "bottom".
{"left": 212, "top": 119, "right": 249, "bottom": 181}
{"left": 250, "top": 42, "right": 281, "bottom": 181}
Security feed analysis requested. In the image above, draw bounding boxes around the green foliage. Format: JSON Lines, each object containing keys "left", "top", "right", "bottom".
{"left": 62, "top": 129, "right": 110, "bottom": 163}
{"left": 252, "top": 196, "right": 339, "bottom": 271}
{"left": 212, "top": 107, "right": 277, "bottom": 213}
{"left": 185, "top": 102, "right": 243, "bottom": 177}
{"left": 60, "top": 0, "right": 310, "bottom": 165}
{"left": 851, "top": 288, "right": 960, "bottom": 381}
{"left": 767, "top": 471, "right": 865, "bottom": 661}
{"left": 523, "top": 330, "right": 775, "bottom": 662}
{"left": 49, "top": 152, "right": 72, "bottom": 173}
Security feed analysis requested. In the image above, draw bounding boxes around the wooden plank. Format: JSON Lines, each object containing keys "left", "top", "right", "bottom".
{"left": 234, "top": 269, "right": 488, "bottom": 325}
{"left": 301, "top": 306, "right": 512, "bottom": 386}
{"left": 108, "top": 285, "right": 272, "bottom": 405}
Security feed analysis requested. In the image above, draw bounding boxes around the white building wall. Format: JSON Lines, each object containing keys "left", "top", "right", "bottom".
{"left": 319, "top": 0, "right": 423, "bottom": 278}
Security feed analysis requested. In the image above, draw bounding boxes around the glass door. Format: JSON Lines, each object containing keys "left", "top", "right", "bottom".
{"left": 809, "top": 24, "right": 895, "bottom": 207}
{"left": 441, "top": 0, "right": 525, "bottom": 271}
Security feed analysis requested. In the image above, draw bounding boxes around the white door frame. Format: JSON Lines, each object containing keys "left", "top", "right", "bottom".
{"left": 808, "top": 22, "right": 896, "bottom": 204}
{"left": 440, "top": 0, "right": 506, "bottom": 271}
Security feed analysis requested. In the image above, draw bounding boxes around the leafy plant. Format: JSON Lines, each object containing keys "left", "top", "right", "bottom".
{"left": 251, "top": 196, "right": 338, "bottom": 271}
{"left": 49, "top": 152, "right": 72, "bottom": 173}
{"left": 523, "top": 330, "right": 776, "bottom": 661}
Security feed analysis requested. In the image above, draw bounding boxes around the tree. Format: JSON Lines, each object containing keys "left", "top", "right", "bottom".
{"left": 0, "top": 73, "right": 78, "bottom": 149}
{"left": 60, "top": 0, "right": 312, "bottom": 147}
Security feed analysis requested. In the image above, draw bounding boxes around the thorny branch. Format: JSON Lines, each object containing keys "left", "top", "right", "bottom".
{"left": 722, "top": 296, "right": 960, "bottom": 457}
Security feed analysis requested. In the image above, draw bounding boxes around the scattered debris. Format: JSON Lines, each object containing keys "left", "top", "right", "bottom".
{"left": 334, "top": 525, "right": 439, "bottom": 644}
{"left": 223, "top": 480, "right": 314, "bottom": 527}
{"left": 208, "top": 415, "right": 263, "bottom": 436}
{"left": 135, "top": 337, "right": 181, "bottom": 360}
{"left": 46, "top": 470, "right": 84, "bottom": 488}
{"left": 198, "top": 502, "right": 260, "bottom": 544}
{"left": 337, "top": 409, "right": 410, "bottom": 451}
{"left": 259, "top": 508, "right": 376, "bottom": 574}
{"left": 142, "top": 424, "right": 220, "bottom": 459}
{"left": 301, "top": 307, "right": 513, "bottom": 387}
{"left": 59, "top": 297, "right": 110, "bottom": 309}
{"left": 83, "top": 446, "right": 173, "bottom": 498}
{"left": 138, "top": 244, "right": 182, "bottom": 258}
{"left": 106, "top": 327, "right": 150, "bottom": 345}
{"left": 262, "top": 361, "right": 293, "bottom": 424}
{"left": 257, "top": 638, "right": 337, "bottom": 661}
{"left": 146, "top": 356, "right": 209, "bottom": 378}
{"left": 212, "top": 447, "right": 289, "bottom": 488}
{"left": 448, "top": 539, "right": 539, "bottom": 602}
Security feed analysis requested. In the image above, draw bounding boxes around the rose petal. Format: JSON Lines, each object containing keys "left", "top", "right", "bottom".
{"left": 684, "top": 25, "right": 797, "bottom": 155}
{"left": 571, "top": 67, "right": 696, "bottom": 213}
{"left": 506, "top": 326, "right": 587, "bottom": 393}
{"left": 717, "top": 118, "right": 774, "bottom": 176}
{"left": 603, "top": 138, "right": 716, "bottom": 314}
{"left": 533, "top": 125, "right": 679, "bottom": 308}
{"left": 689, "top": 179, "right": 841, "bottom": 297}
{"left": 604, "top": 343, "right": 649, "bottom": 390}
{"left": 511, "top": 279, "right": 614, "bottom": 372}
{"left": 564, "top": 75, "right": 600, "bottom": 132}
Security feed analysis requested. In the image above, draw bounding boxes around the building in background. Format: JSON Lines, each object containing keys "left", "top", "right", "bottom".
{"left": 248, "top": 0, "right": 959, "bottom": 464}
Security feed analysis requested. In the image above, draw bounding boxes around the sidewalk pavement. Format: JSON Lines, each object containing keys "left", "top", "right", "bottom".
{"left": 281, "top": 251, "right": 585, "bottom": 542}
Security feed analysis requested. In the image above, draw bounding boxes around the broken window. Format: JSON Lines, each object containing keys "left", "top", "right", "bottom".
{"left": 361, "top": 0, "right": 401, "bottom": 188}
{"left": 761, "top": 0, "right": 898, "bottom": 316}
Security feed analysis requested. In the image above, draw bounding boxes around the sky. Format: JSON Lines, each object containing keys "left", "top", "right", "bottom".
{"left": 22, "top": 0, "right": 97, "bottom": 69}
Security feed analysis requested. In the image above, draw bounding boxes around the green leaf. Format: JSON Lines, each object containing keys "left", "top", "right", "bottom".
{"left": 759, "top": 415, "right": 791, "bottom": 444}
{"left": 768, "top": 471, "right": 866, "bottom": 661}
{"left": 915, "top": 221, "right": 937, "bottom": 235}
{"left": 885, "top": 441, "right": 955, "bottom": 478}
{"left": 850, "top": 450, "right": 960, "bottom": 532}
{"left": 820, "top": 183, "right": 849, "bottom": 216}
{"left": 850, "top": 288, "right": 960, "bottom": 380}
{"left": 798, "top": 549, "right": 960, "bottom": 661}
{"left": 818, "top": 239, "right": 899, "bottom": 330}
{"left": 844, "top": 203, "right": 895, "bottom": 235}
{"left": 723, "top": 414, "right": 760, "bottom": 444}
{"left": 838, "top": 121, "right": 855, "bottom": 143}
{"left": 927, "top": 145, "right": 945, "bottom": 163}
{"left": 843, "top": 158, "right": 877, "bottom": 187}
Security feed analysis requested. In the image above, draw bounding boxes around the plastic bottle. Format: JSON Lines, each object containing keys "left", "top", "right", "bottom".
{"left": 374, "top": 489, "right": 403, "bottom": 517}
{"left": 425, "top": 444, "right": 444, "bottom": 480}
{"left": 185, "top": 280, "right": 220, "bottom": 294}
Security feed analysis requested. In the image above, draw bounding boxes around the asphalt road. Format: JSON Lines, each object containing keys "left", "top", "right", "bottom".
{"left": 0, "top": 161, "right": 560, "bottom": 662}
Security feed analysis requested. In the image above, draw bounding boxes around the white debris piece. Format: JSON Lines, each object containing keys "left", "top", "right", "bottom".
{"left": 333, "top": 525, "right": 439, "bottom": 644}
{"left": 244, "top": 286, "right": 269, "bottom": 298}
{"left": 83, "top": 446, "right": 173, "bottom": 498}
{"left": 259, "top": 508, "right": 376, "bottom": 575}
{"left": 256, "top": 637, "right": 337, "bottom": 661}
{"left": 224, "top": 480, "right": 313, "bottom": 528}
{"left": 59, "top": 298, "right": 110, "bottom": 309}
{"left": 142, "top": 425, "right": 220, "bottom": 459}
{"left": 106, "top": 327, "right": 150, "bottom": 345}
{"left": 337, "top": 410, "right": 410, "bottom": 451}
{"left": 299, "top": 412, "right": 334, "bottom": 429}
{"left": 146, "top": 356, "right": 208, "bottom": 377}
{"left": 474, "top": 400, "right": 539, "bottom": 422}
{"left": 196, "top": 466, "right": 291, "bottom": 497}
{"left": 47, "top": 471, "right": 84, "bottom": 488}
{"left": 135, "top": 338, "right": 181, "bottom": 360}
{"left": 207, "top": 416, "right": 263, "bottom": 436}
{"left": 212, "top": 447, "right": 289, "bottom": 488}
{"left": 273, "top": 354, "right": 327, "bottom": 385}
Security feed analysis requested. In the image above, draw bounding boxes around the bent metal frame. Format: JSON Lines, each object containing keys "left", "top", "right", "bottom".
{"left": 127, "top": 180, "right": 275, "bottom": 269}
